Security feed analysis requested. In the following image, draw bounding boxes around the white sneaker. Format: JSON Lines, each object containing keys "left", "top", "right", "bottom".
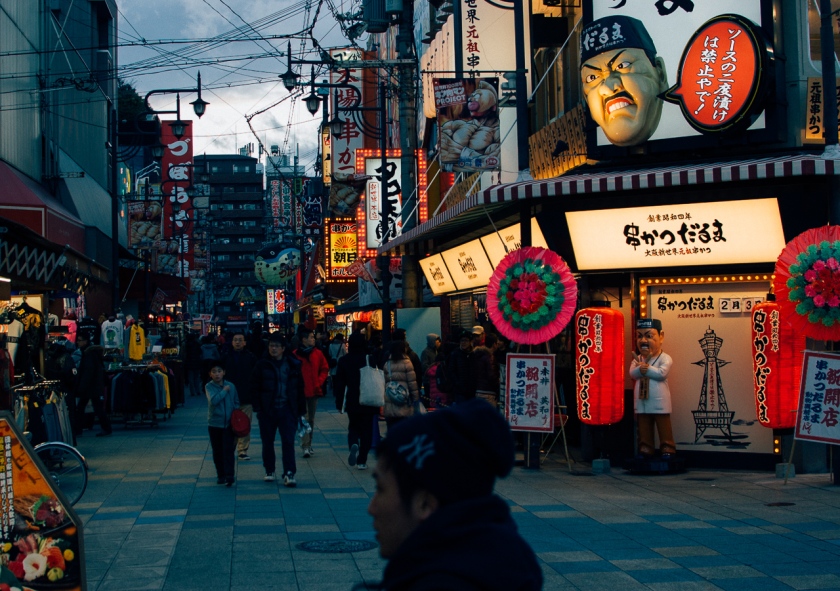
{"left": 264, "top": 472, "right": 276, "bottom": 482}
{"left": 356, "top": 463, "right": 367, "bottom": 470}
{"left": 303, "top": 448, "right": 311, "bottom": 458}
{"left": 283, "top": 473, "right": 297, "bottom": 487}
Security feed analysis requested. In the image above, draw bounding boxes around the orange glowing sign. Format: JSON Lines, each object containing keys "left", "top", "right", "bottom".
{"left": 325, "top": 217, "right": 358, "bottom": 283}
{"left": 664, "top": 14, "right": 768, "bottom": 134}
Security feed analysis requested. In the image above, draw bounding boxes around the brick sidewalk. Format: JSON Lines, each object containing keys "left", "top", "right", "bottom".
{"left": 74, "top": 396, "right": 840, "bottom": 591}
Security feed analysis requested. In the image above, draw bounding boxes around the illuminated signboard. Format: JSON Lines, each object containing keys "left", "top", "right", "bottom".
{"left": 440, "top": 238, "right": 495, "bottom": 291}
{"left": 804, "top": 77, "right": 840, "bottom": 144}
{"left": 356, "top": 149, "right": 428, "bottom": 258}
{"left": 324, "top": 217, "right": 358, "bottom": 283}
{"left": 159, "top": 122, "right": 194, "bottom": 282}
{"left": 664, "top": 14, "right": 769, "bottom": 134}
{"left": 565, "top": 197, "right": 785, "bottom": 271}
{"left": 330, "top": 48, "right": 365, "bottom": 178}
{"left": 583, "top": 1, "right": 768, "bottom": 152}
{"left": 266, "top": 289, "right": 285, "bottom": 314}
{"left": 420, "top": 254, "right": 457, "bottom": 296}
{"left": 480, "top": 219, "right": 549, "bottom": 268}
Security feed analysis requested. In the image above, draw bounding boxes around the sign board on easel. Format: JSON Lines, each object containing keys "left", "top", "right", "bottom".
{"left": 504, "top": 353, "right": 555, "bottom": 433}
{"left": 794, "top": 350, "right": 840, "bottom": 445}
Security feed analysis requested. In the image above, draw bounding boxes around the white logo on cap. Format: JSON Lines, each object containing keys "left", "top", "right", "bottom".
{"left": 398, "top": 434, "right": 436, "bottom": 470}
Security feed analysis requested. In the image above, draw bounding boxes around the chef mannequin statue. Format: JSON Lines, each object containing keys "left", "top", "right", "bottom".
{"left": 629, "top": 318, "right": 676, "bottom": 459}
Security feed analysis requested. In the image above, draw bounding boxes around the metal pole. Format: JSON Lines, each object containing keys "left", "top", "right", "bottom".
{"left": 514, "top": 0, "right": 530, "bottom": 173}
{"left": 110, "top": 104, "right": 120, "bottom": 313}
{"left": 378, "top": 82, "right": 392, "bottom": 343}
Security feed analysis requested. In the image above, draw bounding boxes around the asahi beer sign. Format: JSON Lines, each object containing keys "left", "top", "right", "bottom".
{"left": 583, "top": 0, "right": 768, "bottom": 150}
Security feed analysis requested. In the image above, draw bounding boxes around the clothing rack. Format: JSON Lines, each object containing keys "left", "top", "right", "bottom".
{"left": 108, "top": 362, "right": 170, "bottom": 429}
{"left": 12, "top": 379, "right": 73, "bottom": 445}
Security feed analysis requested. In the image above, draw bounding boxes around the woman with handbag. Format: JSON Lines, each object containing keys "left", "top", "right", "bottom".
{"left": 334, "top": 333, "right": 379, "bottom": 470}
{"left": 383, "top": 340, "right": 420, "bottom": 429}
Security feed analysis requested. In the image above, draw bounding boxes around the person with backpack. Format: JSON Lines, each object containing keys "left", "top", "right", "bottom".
{"left": 383, "top": 340, "right": 420, "bottom": 428}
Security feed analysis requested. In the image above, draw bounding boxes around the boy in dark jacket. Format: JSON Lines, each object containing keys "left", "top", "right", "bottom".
{"left": 251, "top": 332, "right": 305, "bottom": 487}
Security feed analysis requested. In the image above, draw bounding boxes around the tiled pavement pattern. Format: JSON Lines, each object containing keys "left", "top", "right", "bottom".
{"left": 73, "top": 394, "right": 840, "bottom": 591}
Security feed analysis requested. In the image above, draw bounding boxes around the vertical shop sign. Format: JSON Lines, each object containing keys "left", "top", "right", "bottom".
{"left": 160, "top": 122, "right": 194, "bottom": 285}
{"left": 363, "top": 156, "right": 402, "bottom": 250}
{"left": 324, "top": 218, "right": 358, "bottom": 283}
{"left": 270, "top": 179, "right": 281, "bottom": 229}
{"left": 804, "top": 77, "right": 840, "bottom": 143}
{"left": 795, "top": 351, "right": 840, "bottom": 445}
{"left": 505, "top": 353, "right": 554, "bottom": 432}
{"left": 330, "top": 48, "right": 365, "bottom": 178}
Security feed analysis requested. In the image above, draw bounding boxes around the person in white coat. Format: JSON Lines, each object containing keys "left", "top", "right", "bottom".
{"left": 629, "top": 318, "right": 675, "bottom": 459}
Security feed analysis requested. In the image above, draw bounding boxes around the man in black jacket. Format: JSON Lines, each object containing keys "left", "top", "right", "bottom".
{"left": 363, "top": 399, "right": 542, "bottom": 591}
{"left": 447, "top": 330, "right": 474, "bottom": 404}
{"left": 250, "top": 332, "right": 305, "bottom": 487}
{"left": 223, "top": 332, "right": 257, "bottom": 461}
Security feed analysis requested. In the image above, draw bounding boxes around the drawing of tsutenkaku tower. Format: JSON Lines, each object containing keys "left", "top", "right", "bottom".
{"left": 691, "top": 327, "right": 735, "bottom": 442}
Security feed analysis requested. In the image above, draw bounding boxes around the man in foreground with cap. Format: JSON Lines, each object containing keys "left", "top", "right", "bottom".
{"left": 580, "top": 15, "right": 669, "bottom": 147}
{"left": 630, "top": 318, "right": 676, "bottom": 459}
{"left": 363, "top": 399, "right": 542, "bottom": 590}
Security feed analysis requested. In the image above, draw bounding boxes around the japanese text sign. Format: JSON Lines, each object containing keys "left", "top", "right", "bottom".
{"left": 804, "top": 77, "right": 840, "bottom": 144}
{"left": 160, "top": 122, "right": 194, "bottom": 283}
{"left": 565, "top": 197, "right": 785, "bottom": 270}
{"left": 325, "top": 217, "right": 358, "bottom": 283}
{"left": 795, "top": 351, "right": 840, "bottom": 445}
{"left": 664, "top": 14, "right": 766, "bottom": 134}
{"left": 330, "top": 48, "right": 365, "bottom": 178}
{"left": 505, "top": 353, "right": 555, "bottom": 433}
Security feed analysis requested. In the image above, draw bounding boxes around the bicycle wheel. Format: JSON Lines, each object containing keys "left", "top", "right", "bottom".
{"left": 34, "top": 442, "right": 88, "bottom": 506}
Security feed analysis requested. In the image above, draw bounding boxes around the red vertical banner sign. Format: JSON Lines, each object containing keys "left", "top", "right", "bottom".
{"left": 160, "top": 122, "right": 194, "bottom": 289}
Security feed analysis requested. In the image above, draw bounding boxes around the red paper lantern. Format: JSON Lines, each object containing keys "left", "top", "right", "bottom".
{"left": 575, "top": 307, "right": 624, "bottom": 425}
{"left": 751, "top": 301, "right": 806, "bottom": 429}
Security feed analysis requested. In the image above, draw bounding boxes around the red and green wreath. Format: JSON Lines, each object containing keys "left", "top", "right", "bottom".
{"left": 775, "top": 225, "right": 840, "bottom": 341}
{"left": 487, "top": 246, "right": 578, "bottom": 345}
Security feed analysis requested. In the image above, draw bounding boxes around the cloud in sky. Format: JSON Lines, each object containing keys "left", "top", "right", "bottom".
{"left": 117, "top": 0, "right": 352, "bottom": 168}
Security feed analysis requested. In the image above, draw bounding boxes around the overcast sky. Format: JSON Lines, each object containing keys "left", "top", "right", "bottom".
{"left": 117, "top": 0, "right": 358, "bottom": 170}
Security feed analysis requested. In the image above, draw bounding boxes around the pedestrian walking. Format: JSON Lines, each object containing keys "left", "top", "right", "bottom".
{"left": 359, "top": 399, "right": 542, "bottom": 590}
{"left": 223, "top": 332, "right": 257, "bottom": 461}
{"left": 294, "top": 328, "right": 329, "bottom": 458}
{"left": 334, "top": 333, "right": 378, "bottom": 470}
{"left": 75, "top": 332, "right": 112, "bottom": 437}
{"left": 205, "top": 360, "right": 239, "bottom": 487}
{"left": 251, "top": 332, "right": 305, "bottom": 487}
{"left": 383, "top": 340, "right": 420, "bottom": 429}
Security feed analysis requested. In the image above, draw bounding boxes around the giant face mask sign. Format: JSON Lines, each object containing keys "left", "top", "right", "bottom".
{"left": 582, "top": 1, "right": 768, "bottom": 151}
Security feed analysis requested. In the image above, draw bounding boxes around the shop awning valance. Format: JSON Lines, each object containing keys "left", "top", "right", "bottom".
{"left": 380, "top": 153, "right": 840, "bottom": 256}
{"left": 0, "top": 161, "right": 85, "bottom": 252}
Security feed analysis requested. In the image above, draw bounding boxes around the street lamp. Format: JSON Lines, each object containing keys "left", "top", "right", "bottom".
{"left": 283, "top": 61, "right": 394, "bottom": 340}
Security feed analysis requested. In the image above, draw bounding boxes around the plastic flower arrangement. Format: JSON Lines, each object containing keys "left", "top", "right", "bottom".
{"left": 487, "top": 246, "right": 578, "bottom": 345}
{"left": 775, "top": 226, "right": 840, "bottom": 340}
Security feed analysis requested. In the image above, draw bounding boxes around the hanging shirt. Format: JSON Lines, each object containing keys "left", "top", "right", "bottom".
{"left": 101, "top": 319, "right": 124, "bottom": 350}
{"left": 128, "top": 325, "right": 147, "bottom": 360}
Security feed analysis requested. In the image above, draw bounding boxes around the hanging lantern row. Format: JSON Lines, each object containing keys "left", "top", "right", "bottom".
{"left": 575, "top": 307, "right": 624, "bottom": 426}
{"left": 750, "top": 300, "right": 805, "bottom": 429}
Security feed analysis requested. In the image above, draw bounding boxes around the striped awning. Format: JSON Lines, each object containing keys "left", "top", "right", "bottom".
{"left": 380, "top": 153, "right": 840, "bottom": 256}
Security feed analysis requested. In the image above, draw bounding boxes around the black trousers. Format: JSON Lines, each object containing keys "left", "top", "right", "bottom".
{"left": 347, "top": 407, "right": 379, "bottom": 465}
{"left": 75, "top": 387, "right": 111, "bottom": 435}
{"left": 208, "top": 425, "right": 235, "bottom": 480}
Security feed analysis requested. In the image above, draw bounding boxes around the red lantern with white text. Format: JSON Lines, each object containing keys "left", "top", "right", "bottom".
{"left": 751, "top": 301, "right": 805, "bottom": 429}
{"left": 575, "top": 307, "right": 624, "bottom": 425}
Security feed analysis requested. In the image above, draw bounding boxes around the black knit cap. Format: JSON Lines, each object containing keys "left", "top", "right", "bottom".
{"left": 379, "top": 399, "right": 515, "bottom": 506}
{"left": 267, "top": 332, "right": 287, "bottom": 346}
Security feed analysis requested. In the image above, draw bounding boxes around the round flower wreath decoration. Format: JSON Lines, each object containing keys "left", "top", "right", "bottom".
{"left": 774, "top": 225, "right": 840, "bottom": 341}
{"left": 487, "top": 246, "right": 578, "bottom": 345}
